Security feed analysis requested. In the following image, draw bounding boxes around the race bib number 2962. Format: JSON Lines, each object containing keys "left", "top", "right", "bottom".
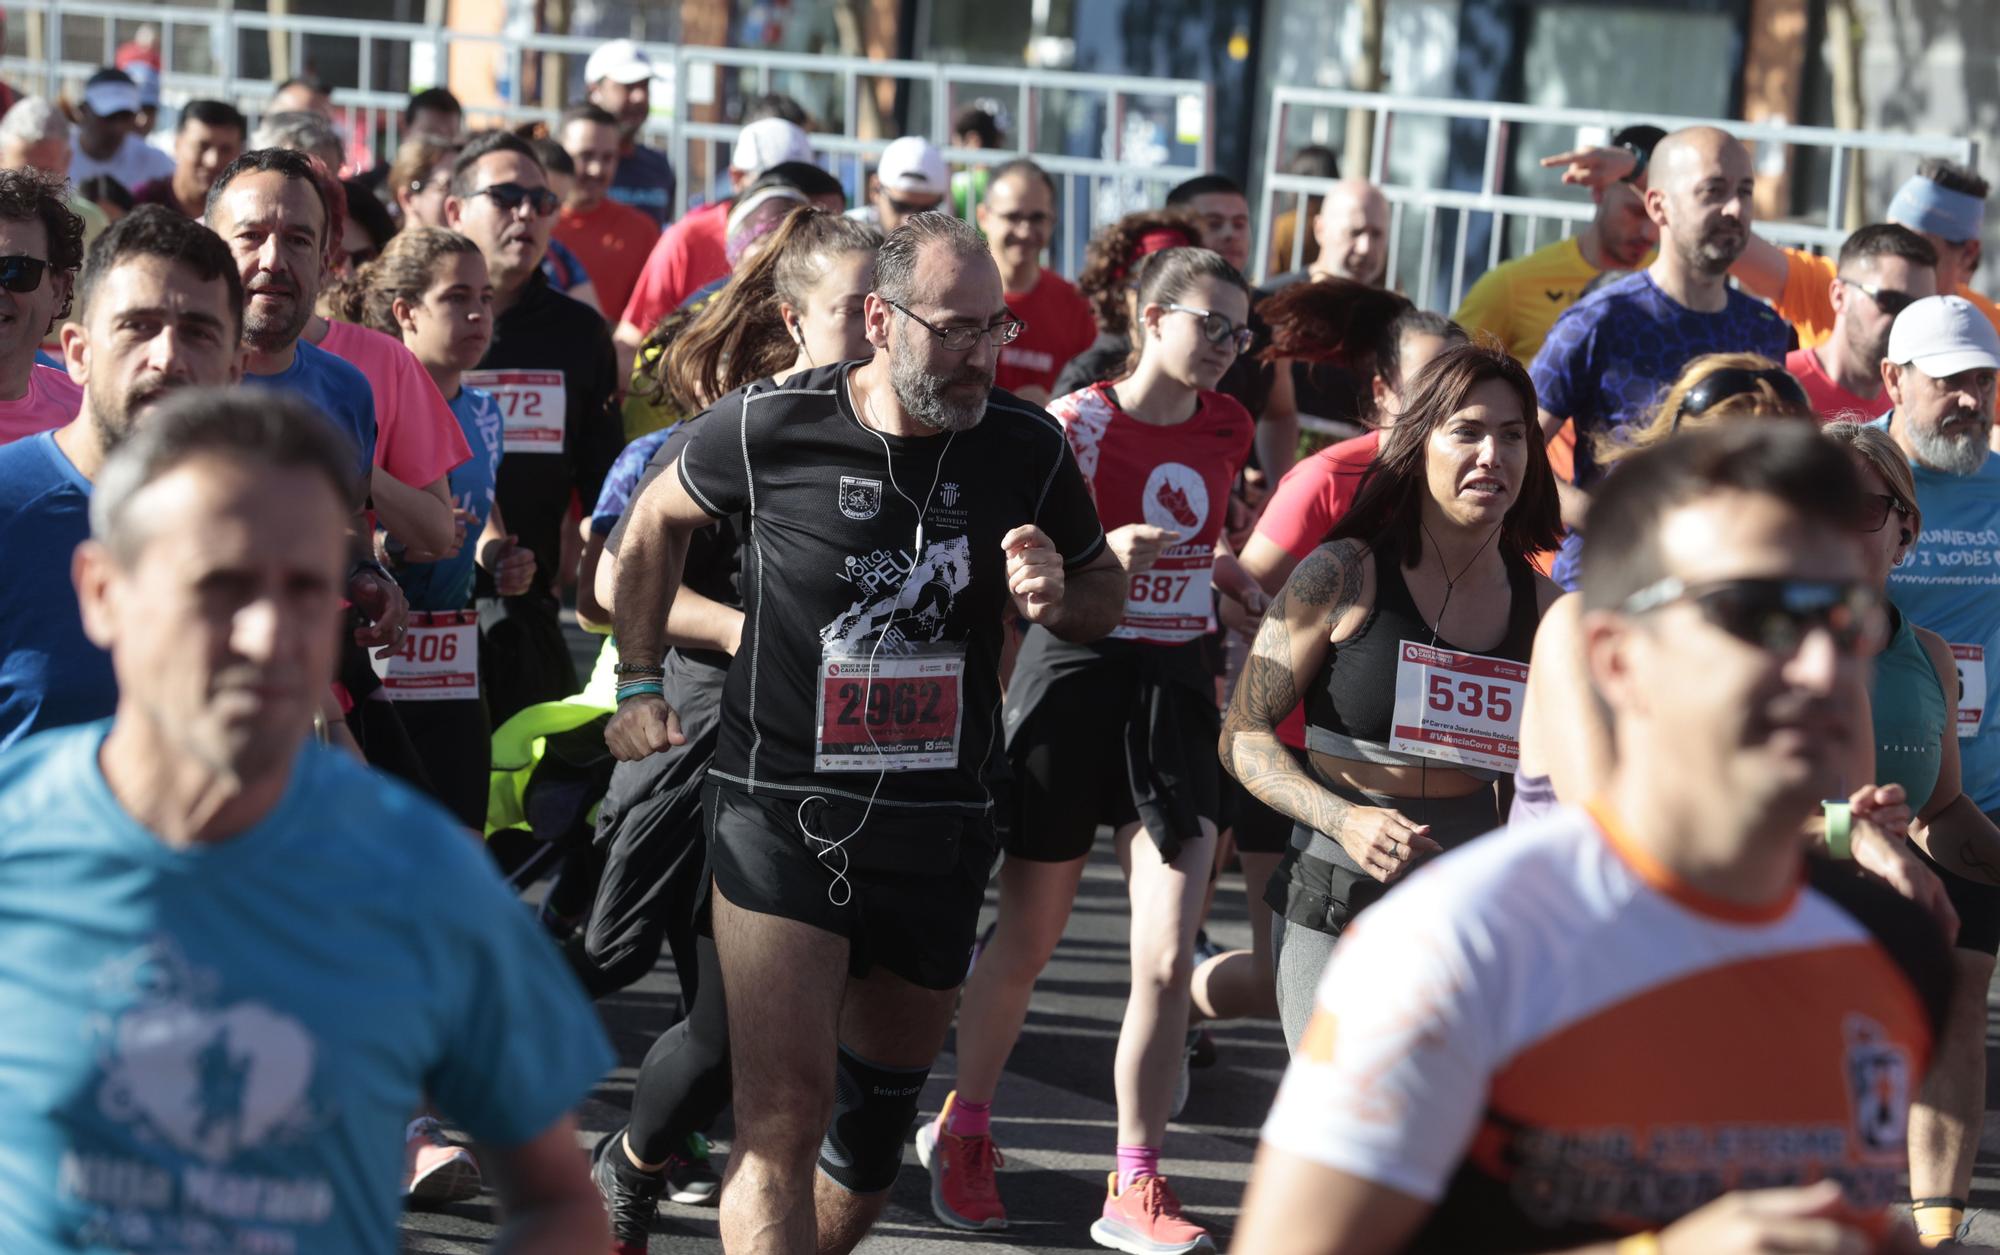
{"left": 814, "top": 644, "right": 966, "bottom": 773}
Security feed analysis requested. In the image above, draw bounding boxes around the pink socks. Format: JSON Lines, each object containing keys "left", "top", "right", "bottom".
{"left": 945, "top": 1094, "right": 992, "bottom": 1138}
{"left": 1115, "top": 1144, "right": 1159, "bottom": 1192}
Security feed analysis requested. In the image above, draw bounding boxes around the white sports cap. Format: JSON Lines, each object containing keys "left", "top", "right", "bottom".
{"left": 82, "top": 70, "right": 141, "bottom": 117}
{"left": 584, "top": 39, "right": 656, "bottom": 87}
{"left": 731, "top": 117, "right": 813, "bottom": 174}
{"left": 1888, "top": 295, "right": 2000, "bottom": 378}
{"left": 875, "top": 136, "right": 948, "bottom": 198}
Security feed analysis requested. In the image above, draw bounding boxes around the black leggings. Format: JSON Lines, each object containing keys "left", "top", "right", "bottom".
{"left": 394, "top": 697, "right": 492, "bottom": 830}
{"left": 626, "top": 932, "right": 732, "bottom": 1163}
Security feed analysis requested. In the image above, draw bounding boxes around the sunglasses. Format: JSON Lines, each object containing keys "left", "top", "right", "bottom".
{"left": 1840, "top": 277, "right": 1919, "bottom": 318}
{"left": 0, "top": 254, "right": 49, "bottom": 294}
{"left": 1672, "top": 367, "right": 1813, "bottom": 429}
{"left": 1166, "top": 303, "right": 1254, "bottom": 353}
{"left": 882, "top": 194, "right": 943, "bottom": 217}
{"left": 1620, "top": 576, "right": 1887, "bottom": 657}
{"left": 1856, "top": 491, "right": 1911, "bottom": 534}
{"left": 473, "top": 182, "right": 560, "bottom": 217}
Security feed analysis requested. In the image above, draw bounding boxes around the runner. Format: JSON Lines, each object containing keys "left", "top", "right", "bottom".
{"left": 1873, "top": 294, "right": 2000, "bottom": 1247}
{"left": 919, "top": 246, "right": 1261, "bottom": 1252}
{"left": 1051, "top": 207, "right": 1198, "bottom": 397}
{"left": 604, "top": 212, "right": 1122, "bottom": 1253}
{"left": 1783, "top": 225, "right": 1938, "bottom": 419}
{"left": 1220, "top": 342, "right": 1563, "bottom": 1048}
{"left": 0, "top": 168, "right": 84, "bottom": 443}
{"left": 584, "top": 208, "right": 881, "bottom": 1255}
{"left": 1164, "top": 175, "right": 1253, "bottom": 274}
{"left": 1231, "top": 422, "right": 1950, "bottom": 1255}
{"left": 0, "top": 207, "right": 242, "bottom": 750}
{"left": 0, "top": 386, "right": 613, "bottom": 1254}
{"left": 977, "top": 158, "right": 1096, "bottom": 406}
{"left": 444, "top": 130, "right": 624, "bottom": 722}
{"left": 554, "top": 102, "right": 662, "bottom": 322}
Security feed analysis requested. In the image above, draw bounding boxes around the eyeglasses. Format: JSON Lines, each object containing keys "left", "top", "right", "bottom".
{"left": 1672, "top": 367, "right": 1813, "bottom": 429}
{"left": 884, "top": 299, "right": 1024, "bottom": 352}
{"left": 1856, "top": 491, "right": 1912, "bottom": 534}
{"left": 472, "top": 182, "right": 561, "bottom": 217}
{"left": 1840, "top": 277, "right": 1920, "bottom": 318}
{"left": 0, "top": 254, "right": 49, "bottom": 294}
{"left": 1619, "top": 576, "right": 1887, "bottom": 657}
{"left": 1165, "top": 303, "right": 1254, "bottom": 353}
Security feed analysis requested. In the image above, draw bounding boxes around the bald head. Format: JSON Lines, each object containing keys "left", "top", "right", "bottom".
{"left": 1313, "top": 178, "right": 1389, "bottom": 286}
{"left": 1644, "top": 126, "right": 1754, "bottom": 277}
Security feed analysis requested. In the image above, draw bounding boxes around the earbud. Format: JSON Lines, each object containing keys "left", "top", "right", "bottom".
{"left": 788, "top": 317, "right": 804, "bottom": 346}
{"left": 1899, "top": 528, "right": 1914, "bottom": 546}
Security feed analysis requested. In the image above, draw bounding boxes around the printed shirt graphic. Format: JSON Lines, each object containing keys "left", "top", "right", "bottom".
{"left": 993, "top": 270, "right": 1097, "bottom": 398}
{"left": 0, "top": 725, "right": 613, "bottom": 1255}
{"left": 1049, "top": 382, "right": 1254, "bottom": 643}
{"left": 1884, "top": 442, "right": 2000, "bottom": 809}
{"left": 1262, "top": 804, "right": 1946, "bottom": 1253}
{"left": 675, "top": 363, "right": 1105, "bottom": 811}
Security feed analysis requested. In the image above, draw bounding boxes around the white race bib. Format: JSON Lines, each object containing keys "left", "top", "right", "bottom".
{"left": 1113, "top": 548, "right": 1214, "bottom": 643}
{"left": 1953, "top": 643, "right": 1986, "bottom": 738}
{"left": 370, "top": 610, "right": 479, "bottom": 702}
{"left": 463, "top": 369, "right": 566, "bottom": 454}
{"left": 814, "top": 642, "right": 965, "bottom": 773}
{"left": 1387, "top": 640, "right": 1527, "bottom": 773}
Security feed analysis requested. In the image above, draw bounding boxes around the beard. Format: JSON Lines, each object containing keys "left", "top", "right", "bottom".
{"left": 86, "top": 374, "right": 177, "bottom": 454}
{"left": 890, "top": 338, "right": 991, "bottom": 433}
{"left": 1910, "top": 408, "right": 1992, "bottom": 476}
{"left": 1680, "top": 220, "right": 1747, "bottom": 276}
{"left": 243, "top": 286, "right": 312, "bottom": 353}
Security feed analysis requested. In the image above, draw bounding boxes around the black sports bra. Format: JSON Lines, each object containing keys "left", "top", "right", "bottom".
{"left": 1303, "top": 542, "right": 1542, "bottom": 780}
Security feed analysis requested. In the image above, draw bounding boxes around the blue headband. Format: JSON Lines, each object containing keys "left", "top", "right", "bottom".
{"left": 1888, "top": 176, "right": 1985, "bottom": 243}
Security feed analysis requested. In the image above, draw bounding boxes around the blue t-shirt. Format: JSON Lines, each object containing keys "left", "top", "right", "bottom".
{"left": 0, "top": 433, "right": 114, "bottom": 750}
{"left": 609, "top": 143, "right": 677, "bottom": 229}
{"left": 540, "top": 237, "right": 592, "bottom": 295}
{"left": 394, "top": 386, "right": 505, "bottom": 612}
{"left": 0, "top": 723, "right": 613, "bottom": 1254}
{"left": 1880, "top": 428, "right": 2000, "bottom": 811}
{"left": 246, "top": 340, "right": 378, "bottom": 490}
{"left": 1531, "top": 270, "right": 1789, "bottom": 587}
{"left": 590, "top": 426, "right": 672, "bottom": 536}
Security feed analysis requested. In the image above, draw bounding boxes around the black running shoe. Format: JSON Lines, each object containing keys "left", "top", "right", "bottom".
{"left": 592, "top": 1127, "right": 664, "bottom": 1255}
{"left": 664, "top": 1132, "right": 721, "bottom": 1206}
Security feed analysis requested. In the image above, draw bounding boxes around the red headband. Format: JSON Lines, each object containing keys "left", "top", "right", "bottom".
{"left": 1113, "top": 228, "right": 1196, "bottom": 283}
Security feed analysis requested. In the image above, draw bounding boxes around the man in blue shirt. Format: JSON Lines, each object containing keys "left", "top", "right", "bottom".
{"left": 585, "top": 39, "right": 676, "bottom": 229}
{"left": 0, "top": 206, "right": 243, "bottom": 750}
{"left": 0, "top": 386, "right": 612, "bottom": 1254}
{"left": 1877, "top": 292, "right": 2000, "bottom": 1246}
{"left": 1531, "top": 125, "right": 1789, "bottom": 588}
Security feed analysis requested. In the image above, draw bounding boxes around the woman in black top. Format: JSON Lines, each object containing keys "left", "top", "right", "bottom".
{"left": 1220, "top": 342, "right": 1563, "bottom": 1048}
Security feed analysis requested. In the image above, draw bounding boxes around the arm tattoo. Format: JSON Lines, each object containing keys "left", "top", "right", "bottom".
{"left": 1220, "top": 542, "right": 1366, "bottom": 839}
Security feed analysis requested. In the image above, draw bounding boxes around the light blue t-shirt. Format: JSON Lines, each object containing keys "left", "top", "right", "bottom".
{"left": 0, "top": 432, "right": 114, "bottom": 750}
{"left": 1880, "top": 422, "right": 2000, "bottom": 810}
{"left": 0, "top": 723, "right": 613, "bottom": 1254}
{"left": 246, "top": 340, "right": 378, "bottom": 490}
{"left": 394, "top": 385, "right": 505, "bottom": 612}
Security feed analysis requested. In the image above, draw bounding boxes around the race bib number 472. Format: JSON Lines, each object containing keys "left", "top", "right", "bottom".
{"left": 462, "top": 369, "right": 566, "bottom": 454}
{"left": 1387, "top": 641, "right": 1527, "bottom": 773}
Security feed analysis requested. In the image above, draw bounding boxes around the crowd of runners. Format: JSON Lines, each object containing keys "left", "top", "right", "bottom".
{"left": 2, "top": 43, "right": 2000, "bottom": 1255}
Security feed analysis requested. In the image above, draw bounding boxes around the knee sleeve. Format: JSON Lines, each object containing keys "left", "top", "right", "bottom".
{"left": 817, "top": 1045, "right": 930, "bottom": 1193}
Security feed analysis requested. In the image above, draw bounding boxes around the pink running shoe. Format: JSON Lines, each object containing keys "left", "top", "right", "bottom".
{"left": 403, "top": 1116, "right": 482, "bottom": 1204}
{"left": 1089, "top": 1172, "right": 1214, "bottom": 1254}
{"left": 914, "top": 1093, "right": 1008, "bottom": 1230}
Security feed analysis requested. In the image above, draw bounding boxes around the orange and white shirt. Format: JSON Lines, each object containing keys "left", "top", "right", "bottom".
{"left": 1262, "top": 803, "right": 1949, "bottom": 1252}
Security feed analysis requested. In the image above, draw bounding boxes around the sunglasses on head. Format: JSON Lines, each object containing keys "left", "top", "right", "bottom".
{"left": 0, "top": 254, "right": 48, "bottom": 294}
{"left": 474, "top": 182, "right": 560, "bottom": 216}
{"left": 1620, "top": 576, "right": 1887, "bottom": 657}
{"left": 1672, "top": 367, "right": 1813, "bottom": 430}
{"left": 1165, "top": 303, "right": 1255, "bottom": 353}
{"left": 1840, "top": 277, "right": 1919, "bottom": 318}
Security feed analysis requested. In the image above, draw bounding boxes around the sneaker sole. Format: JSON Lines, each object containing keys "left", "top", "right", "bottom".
{"left": 1089, "top": 1218, "right": 1214, "bottom": 1255}
{"left": 915, "top": 1120, "right": 1008, "bottom": 1231}
{"left": 406, "top": 1154, "right": 482, "bottom": 1204}
{"left": 667, "top": 1180, "right": 720, "bottom": 1206}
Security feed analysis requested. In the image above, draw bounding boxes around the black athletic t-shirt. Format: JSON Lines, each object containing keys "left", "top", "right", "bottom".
{"left": 675, "top": 362, "right": 1106, "bottom": 812}
{"left": 468, "top": 270, "right": 625, "bottom": 600}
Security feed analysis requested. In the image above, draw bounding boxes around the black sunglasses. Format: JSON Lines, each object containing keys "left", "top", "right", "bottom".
{"left": 0, "top": 254, "right": 49, "bottom": 294}
{"left": 1856, "top": 491, "right": 1912, "bottom": 534}
{"left": 1840, "top": 277, "right": 1919, "bottom": 318}
{"left": 1620, "top": 576, "right": 1887, "bottom": 657}
{"left": 1673, "top": 367, "right": 1813, "bottom": 429}
{"left": 473, "top": 182, "right": 561, "bottom": 217}
{"left": 1165, "top": 303, "right": 1254, "bottom": 353}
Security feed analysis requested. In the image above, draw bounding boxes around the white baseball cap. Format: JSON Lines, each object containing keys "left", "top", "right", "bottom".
{"left": 876, "top": 136, "right": 948, "bottom": 198}
{"left": 1888, "top": 295, "right": 2000, "bottom": 378}
{"left": 82, "top": 69, "right": 141, "bottom": 117}
{"left": 731, "top": 117, "right": 813, "bottom": 174}
{"left": 584, "top": 39, "right": 656, "bottom": 87}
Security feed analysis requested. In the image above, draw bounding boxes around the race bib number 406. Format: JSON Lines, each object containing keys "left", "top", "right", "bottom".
{"left": 814, "top": 644, "right": 965, "bottom": 772}
{"left": 369, "top": 610, "right": 479, "bottom": 702}
{"left": 462, "top": 369, "right": 566, "bottom": 454}
{"left": 1387, "top": 641, "right": 1527, "bottom": 773}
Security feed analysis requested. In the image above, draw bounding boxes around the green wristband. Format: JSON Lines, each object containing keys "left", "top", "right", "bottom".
{"left": 1823, "top": 801, "right": 1854, "bottom": 860}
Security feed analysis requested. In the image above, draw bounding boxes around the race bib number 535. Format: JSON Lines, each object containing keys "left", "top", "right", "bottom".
{"left": 814, "top": 643, "right": 966, "bottom": 772}
{"left": 1387, "top": 641, "right": 1527, "bottom": 773}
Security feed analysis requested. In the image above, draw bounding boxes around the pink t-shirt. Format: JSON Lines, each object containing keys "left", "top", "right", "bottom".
{"left": 0, "top": 363, "right": 83, "bottom": 445}
{"left": 620, "top": 201, "right": 731, "bottom": 336}
{"left": 318, "top": 319, "right": 471, "bottom": 486}
{"left": 1785, "top": 346, "right": 1882, "bottom": 424}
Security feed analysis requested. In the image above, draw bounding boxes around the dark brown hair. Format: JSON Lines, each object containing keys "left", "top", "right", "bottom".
{"left": 1076, "top": 207, "right": 1199, "bottom": 334}
{"left": 323, "top": 226, "right": 484, "bottom": 338}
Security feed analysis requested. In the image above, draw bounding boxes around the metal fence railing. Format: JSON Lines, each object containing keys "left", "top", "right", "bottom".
{"left": 1257, "top": 86, "right": 1981, "bottom": 312}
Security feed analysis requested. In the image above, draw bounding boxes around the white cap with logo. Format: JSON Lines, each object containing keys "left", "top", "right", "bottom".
{"left": 584, "top": 39, "right": 656, "bottom": 87}
{"left": 731, "top": 117, "right": 813, "bottom": 174}
{"left": 1888, "top": 294, "right": 2000, "bottom": 378}
{"left": 875, "top": 136, "right": 948, "bottom": 198}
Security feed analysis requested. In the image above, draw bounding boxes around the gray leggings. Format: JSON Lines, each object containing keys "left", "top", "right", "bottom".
{"left": 1273, "top": 909, "right": 1340, "bottom": 1051}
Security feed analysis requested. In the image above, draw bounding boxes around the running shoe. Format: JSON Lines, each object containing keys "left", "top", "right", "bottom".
{"left": 592, "top": 1127, "right": 664, "bottom": 1255}
{"left": 403, "top": 1116, "right": 481, "bottom": 1204}
{"left": 1090, "top": 1172, "right": 1215, "bottom": 1254}
{"left": 914, "top": 1094, "right": 1008, "bottom": 1230}
{"left": 662, "top": 1132, "right": 721, "bottom": 1205}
